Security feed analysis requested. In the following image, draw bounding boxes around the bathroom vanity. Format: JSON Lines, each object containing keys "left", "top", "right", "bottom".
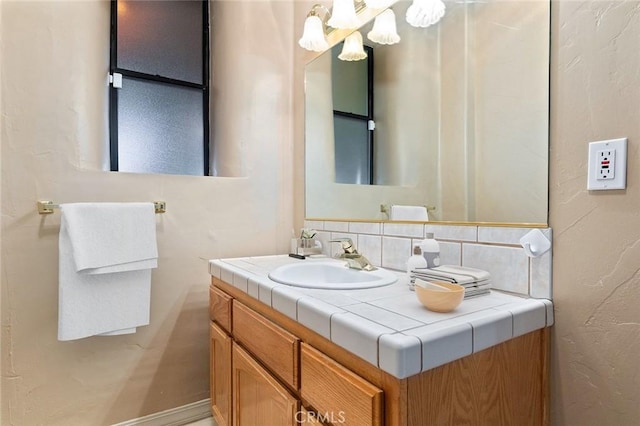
{"left": 209, "top": 256, "right": 551, "bottom": 425}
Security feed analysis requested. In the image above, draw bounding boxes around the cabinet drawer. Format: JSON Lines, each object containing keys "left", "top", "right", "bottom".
{"left": 232, "top": 300, "right": 300, "bottom": 390}
{"left": 210, "top": 285, "right": 232, "bottom": 333}
{"left": 301, "top": 343, "right": 383, "bottom": 426}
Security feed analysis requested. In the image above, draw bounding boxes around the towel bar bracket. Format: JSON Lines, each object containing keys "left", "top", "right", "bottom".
{"left": 37, "top": 200, "right": 167, "bottom": 215}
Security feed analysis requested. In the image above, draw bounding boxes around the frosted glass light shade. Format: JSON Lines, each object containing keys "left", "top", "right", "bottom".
{"left": 406, "top": 0, "right": 446, "bottom": 28}
{"left": 364, "top": 0, "right": 394, "bottom": 8}
{"left": 338, "top": 31, "right": 367, "bottom": 61}
{"left": 327, "top": 0, "right": 360, "bottom": 29}
{"left": 298, "top": 15, "right": 329, "bottom": 51}
{"left": 367, "top": 9, "right": 401, "bottom": 45}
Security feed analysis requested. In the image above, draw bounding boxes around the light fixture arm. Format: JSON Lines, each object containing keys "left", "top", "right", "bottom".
{"left": 307, "top": 4, "right": 332, "bottom": 25}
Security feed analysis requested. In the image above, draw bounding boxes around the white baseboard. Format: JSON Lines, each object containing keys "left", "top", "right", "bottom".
{"left": 113, "top": 399, "right": 212, "bottom": 426}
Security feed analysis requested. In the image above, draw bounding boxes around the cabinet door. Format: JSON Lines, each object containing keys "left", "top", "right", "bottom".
{"left": 301, "top": 343, "right": 383, "bottom": 426}
{"left": 210, "top": 322, "right": 232, "bottom": 426}
{"left": 232, "top": 342, "right": 299, "bottom": 426}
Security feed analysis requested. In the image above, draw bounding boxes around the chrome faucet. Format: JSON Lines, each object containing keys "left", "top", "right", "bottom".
{"left": 329, "top": 238, "right": 377, "bottom": 271}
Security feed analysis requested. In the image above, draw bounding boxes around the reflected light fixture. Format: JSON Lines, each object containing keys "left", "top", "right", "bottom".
{"left": 298, "top": 4, "right": 331, "bottom": 51}
{"left": 367, "top": 9, "right": 401, "bottom": 45}
{"left": 338, "top": 31, "right": 368, "bottom": 61}
{"left": 364, "top": 0, "right": 394, "bottom": 8}
{"left": 327, "top": 0, "right": 360, "bottom": 29}
{"left": 406, "top": 0, "right": 446, "bottom": 28}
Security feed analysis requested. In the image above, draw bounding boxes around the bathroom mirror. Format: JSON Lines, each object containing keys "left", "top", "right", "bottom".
{"left": 305, "top": 0, "right": 550, "bottom": 224}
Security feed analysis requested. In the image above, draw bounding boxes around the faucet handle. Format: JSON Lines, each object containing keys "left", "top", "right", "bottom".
{"left": 329, "top": 238, "right": 357, "bottom": 254}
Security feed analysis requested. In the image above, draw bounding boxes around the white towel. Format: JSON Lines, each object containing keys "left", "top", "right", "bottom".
{"left": 389, "top": 205, "right": 429, "bottom": 221}
{"left": 58, "top": 203, "right": 158, "bottom": 341}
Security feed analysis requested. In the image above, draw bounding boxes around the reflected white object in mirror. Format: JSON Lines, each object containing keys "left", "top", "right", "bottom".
{"left": 338, "top": 31, "right": 368, "bottom": 61}
{"left": 406, "top": 0, "right": 446, "bottom": 28}
{"left": 367, "top": 9, "right": 401, "bottom": 45}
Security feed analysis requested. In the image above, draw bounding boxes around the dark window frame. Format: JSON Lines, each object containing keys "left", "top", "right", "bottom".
{"left": 332, "top": 44, "right": 374, "bottom": 185}
{"left": 109, "top": 0, "right": 210, "bottom": 175}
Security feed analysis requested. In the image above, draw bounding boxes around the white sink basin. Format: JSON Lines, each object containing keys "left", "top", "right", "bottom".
{"left": 268, "top": 261, "right": 398, "bottom": 289}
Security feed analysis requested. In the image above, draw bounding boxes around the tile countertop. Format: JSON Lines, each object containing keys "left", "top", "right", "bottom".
{"left": 209, "top": 255, "right": 554, "bottom": 380}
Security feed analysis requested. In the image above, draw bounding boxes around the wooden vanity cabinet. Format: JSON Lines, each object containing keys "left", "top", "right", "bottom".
{"left": 210, "top": 277, "right": 549, "bottom": 426}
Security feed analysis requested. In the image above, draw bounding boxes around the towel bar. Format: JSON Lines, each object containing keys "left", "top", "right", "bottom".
{"left": 37, "top": 200, "right": 166, "bottom": 215}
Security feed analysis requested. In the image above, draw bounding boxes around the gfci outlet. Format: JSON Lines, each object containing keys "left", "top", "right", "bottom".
{"left": 587, "top": 138, "right": 627, "bottom": 190}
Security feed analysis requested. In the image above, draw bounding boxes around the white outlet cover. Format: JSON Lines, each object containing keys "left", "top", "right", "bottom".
{"left": 587, "top": 138, "right": 627, "bottom": 190}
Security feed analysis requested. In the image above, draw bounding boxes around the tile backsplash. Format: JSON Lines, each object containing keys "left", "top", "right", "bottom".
{"left": 304, "top": 220, "right": 552, "bottom": 300}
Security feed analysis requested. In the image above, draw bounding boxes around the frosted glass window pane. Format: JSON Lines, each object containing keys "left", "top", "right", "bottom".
{"left": 334, "top": 115, "right": 370, "bottom": 184}
{"left": 117, "top": 0, "right": 203, "bottom": 84}
{"left": 117, "top": 77, "right": 204, "bottom": 176}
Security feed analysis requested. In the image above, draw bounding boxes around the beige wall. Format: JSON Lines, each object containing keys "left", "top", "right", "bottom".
{"left": 2, "top": 0, "right": 640, "bottom": 425}
{"left": 550, "top": 1, "right": 640, "bottom": 425}
{"left": 1, "top": 1, "right": 294, "bottom": 425}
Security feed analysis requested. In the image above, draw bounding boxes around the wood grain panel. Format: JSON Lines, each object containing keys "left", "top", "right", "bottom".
{"left": 232, "top": 300, "right": 300, "bottom": 390}
{"left": 210, "top": 285, "right": 233, "bottom": 333}
{"left": 406, "top": 330, "right": 547, "bottom": 426}
{"left": 232, "top": 343, "right": 299, "bottom": 426}
{"left": 210, "top": 322, "right": 232, "bottom": 426}
{"left": 301, "top": 343, "right": 383, "bottom": 426}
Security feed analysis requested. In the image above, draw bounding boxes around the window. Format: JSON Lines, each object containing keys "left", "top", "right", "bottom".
{"left": 109, "top": 0, "right": 209, "bottom": 176}
{"left": 331, "top": 43, "right": 374, "bottom": 185}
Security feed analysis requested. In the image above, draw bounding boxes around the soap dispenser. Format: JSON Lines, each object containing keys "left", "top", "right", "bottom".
{"left": 406, "top": 245, "right": 428, "bottom": 290}
{"left": 420, "top": 233, "right": 441, "bottom": 268}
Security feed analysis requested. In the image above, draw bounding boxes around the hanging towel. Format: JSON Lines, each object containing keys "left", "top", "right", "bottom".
{"left": 58, "top": 203, "right": 158, "bottom": 341}
{"left": 389, "top": 205, "right": 429, "bottom": 221}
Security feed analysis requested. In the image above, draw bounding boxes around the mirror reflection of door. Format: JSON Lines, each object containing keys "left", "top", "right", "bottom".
{"left": 331, "top": 44, "right": 374, "bottom": 185}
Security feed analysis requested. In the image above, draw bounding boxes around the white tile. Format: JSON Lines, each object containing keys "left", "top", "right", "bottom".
{"left": 530, "top": 230, "right": 552, "bottom": 299}
{"left": 349, "top": 221, "right": 382, "bottom": 235}
{"left": 382, "top": 236, "right": 412, "bottom": 271}
{"left": 355, "top": 234, "right": 382, "bottom": 267}
{"left": 209, "top": 260, "right": 222, "bottom": 278}
{"left": 340, "top": 281, "right": 410, "bottom": 303}
{"left": 220, "top": 268, "right": 233, "bottom": 286}
{"left": 439, "top": 241, "right": 462, "bottom": 266}
{"left": 304, "top": 220, "right": 325, "bottom": 231}
{"left": 368, "top": 292, "right": 445, "bottom": 323}
{"left": 378, "top": 333, "right": 422, "bottom": 379}
{"left": 232, "top": 273, "right": 248, "bottom": 292}
{"left": 539, "top": 298, "right": 554, "bottom": 326}
{"left": 323, "top": 221, "right": 349, "bottom": 232}
{"left": 247, "top": 278, "right": 260, "bottom": 299}
{"left": 297, "top": 288, "right": 361, "bottom": 307}
{"left": 271, "top": 286, "right": 306, "bottom": 320}
{"left": 425, "top": 224, "right": 477, "bottom": 242}
{"left": 257, "top": 277, "right": 279, "bottom": 306}
{"left": 477, "top": 226, "right": 538, "bottom": 245}
{"left": 297, "top": 297, "right": 345, "bottom": 340}
{"left": 331, "top": 312, "right": 395, "bottom": 366}
{"left": 405, "top": 322, "right": 473, "bottom": 371}
{"left": 343, "top": 303, "right": 425, "bottom": 331}
{"left": 314, "top": 231, "right": 332, "bottom": 256}
{"left": 493, "top": 300, "right": 547, "bottom": 337}
{"left": 383, "top": 223, "right": 425, "bottom": 238}
{"left": 463, "top": 244, "right": 529, "bottom": 295}
{"left": 457, "top": 310, "right": 513, "bottom": 353}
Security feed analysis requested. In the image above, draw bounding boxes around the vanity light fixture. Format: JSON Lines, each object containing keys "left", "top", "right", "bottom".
{"left": 367, "top": 8, "right": 401, "bottom": 45}
{"left": 338, "top": 30, "right": 368, "bottom": 61}
{"left": 364, "top": 0, "right": 394, "bottom": 8}
{"left": 406, "top": 0, "right": 446, "bottom": 28}
{"left": 298, "top": 4, "right": 331, "bottom": 51}
{"left": 327, "top": 0, "right": 361, "bottom": 29}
